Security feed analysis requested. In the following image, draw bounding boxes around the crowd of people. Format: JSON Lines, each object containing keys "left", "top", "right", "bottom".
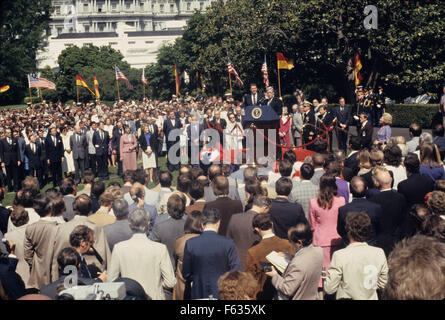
{"left": 1, "top": 84, "right": 445, "bottom": 300}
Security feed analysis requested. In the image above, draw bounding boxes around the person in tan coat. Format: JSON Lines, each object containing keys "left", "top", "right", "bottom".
{"left": 24, "top": 194, "right": 59, "bottom": 290}
{"left": 266, "top": 221, "right": 324, "bottom": 300}
{"left": 245, "top": 213, "right": 295, "bottom": 300}
{"left": 88, "top": 191, "right": 116, "bottom": 227}
{"left": 172, "top": 211, "right": 202, "bottom": 300}
{"left": 51, "top": 194, "right": 111, "bottom": 281}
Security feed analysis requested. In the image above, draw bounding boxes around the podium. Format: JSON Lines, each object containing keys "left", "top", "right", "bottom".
{"left": 243, "top": 105, "right": 281, "bottom": 162}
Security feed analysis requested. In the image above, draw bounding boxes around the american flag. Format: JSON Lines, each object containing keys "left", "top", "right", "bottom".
{"left": 141, "top": 68, "right": 148, "bottom": 85}
{"left": 261, "top": 54, "right": 270, "bottom": 87}
{"left": 28, "top": 75, "right": 56, "bottom": 90}
{"left": 115, "top": 65, "right": 134, "bottom": 90}
{"left": 227, "top": 56, "right": 243, "bottom": 87}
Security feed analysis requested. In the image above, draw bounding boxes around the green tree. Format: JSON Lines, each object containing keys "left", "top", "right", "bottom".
{"left": 0, "top": 0, "right": 53, "bottom": 105}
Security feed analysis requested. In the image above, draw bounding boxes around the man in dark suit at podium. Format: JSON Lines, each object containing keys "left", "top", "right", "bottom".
{"left": 264, "top": 86, "right": 283, "bottom": 116}
{"left": 243, "top": 83, "right": 265, "bottom": 107}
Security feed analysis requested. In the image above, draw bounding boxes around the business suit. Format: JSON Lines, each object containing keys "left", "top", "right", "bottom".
{"left": 24, "top": 142, "right": 42, "bottom": 187}
{"left": 150, "top": 217, "right": 186, "bottom": 270}
{"left": 204, "top": 185, "right": 240, "bottom": 202}
{"left": 5, "top": 224, "right": 30, "bottom": 288}
{"left": 173, "top": 233, "right": 200, "bottom": 300}
{"left": 337, "top": 198, "right": 383, "bottom": 247}
{"left": 333, "top": 105, "right": 350, "bottom": 153}
{"left": 292, "top": 112, "right": 304, "bottom": 146}
{"left": 108, "top": 233, "right": 176, "bottom": 300}
{"left": 51, "top": 216, "right": 111, "bottom": 281}
{"left": 88, "top": 209, "right": 116, "bottom": 227}
{"left": 203, "top": 197, "right": 243, "bottom": 236}
{"left": 269, "top": 198, "right": 307, "bottom": 239}
{"left": 369, "top": 190, "right": 408, "bottom": 256}
{"left": 226, "top": 210, "right": 262, "bottom": 269}
{"left": 63, "top": 195, "right": 76, "bottom": 222}
{"left": 0, "top": 257, "right": 26, "bottom": 300}
{"left": 93, "top": 129, "right": 110, "bottom": 179}
{"left": 343, "top": 151, "right": 359, "bottom": 176}
{"left": 182, "top": 230, "right": 242, "bottom": 299}
{"left": 358, "top": 121, "right": 374, "bottom": 150}
{"left": 187, "top": 122, "right": 204, "bottom": 164}
{"left": 17, "top": 137, "right": 26, "bottom": 188}
{"left": 271, "top": 244, "right": 324, "bottom": 300}
{"left": 0, "top": 205, "right": 11, "bottom": 234}
{"left": 185, "top": 200, "right": 206, "bottom": 215}
{"left": 70, "top": 132, "right": 88, "bottom": 184}
{"left": 302, "top": 110, "right": 317, "bottom": 150}
{"left": 0, "top": 137, "right": 21, "bottom": 192}
{"left": 36, "top": 136, "right": 48, "bottom": 187}
{"left": 163, "top": 118, "right": 182, "bottom": 171}
{"left": 324, "top": 242, "right": 388, "bottom": 300}
{"left": 265, "top": 96, "right": 283, "bottom": 116}
{"left": 243, "top": 92, "right": 265, "bottom": 107}
{"left": 86, "top": 129, "right": 97, "bottom": 176}
{"left": 397, "top": 173, "right": 434, "bottom": 209}
{"left": 103, "top": 219, "right": 133, "bottom": 252}
{"left": 112, "top": 126, "right": 124, "bottom": 176}
{"left": 245, "top": 235, "right": 295, "bottom": 300}
{"left": 45, "top": 134, "right": 64, "bottom": 187}
{"left": 288, "top": 181, "right": 319, "bottom": 220}
{"left": 24, "top": 219, "right": 59, "bottom": 289}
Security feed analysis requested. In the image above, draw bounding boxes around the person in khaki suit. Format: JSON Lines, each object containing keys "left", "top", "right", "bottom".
{"left": 266, "top": 221, "right": 324, "bottom": 300}
{"left": 88, "top": 191, "right": 116, "bottom": 227}
{"left": 324, "top": 212, "right": 388, "bottom": 300}
{"left": 24, "top": 194, "right": 59, "bottom": 290}
{"left": 51, "top": 194, "right": 111, "bottom": 282}
{"left": 245, "top": 213, "right": 295, "bottom": 300}
{"left": 108, "top": 208, "right": 176, "bottom": 300}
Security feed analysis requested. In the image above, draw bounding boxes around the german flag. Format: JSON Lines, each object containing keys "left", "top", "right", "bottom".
{"left": 76, "top": 75, "right": 95, "bottom": 96}
{"left": 277, "top": 52, "right": 294, "bottom": 70}
{"left": 0, "top": 85, "right": 10, "bottom": 93}
{"left": 354, "top": 54, "right": 364, "bottom": 87}
{"left": 93, "top": 76, "right": 100, "bottom": 98}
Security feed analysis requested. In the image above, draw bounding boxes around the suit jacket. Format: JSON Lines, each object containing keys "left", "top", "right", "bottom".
{"left": 344, "top": 151, "right": 359, "bottom": 176}
{"left": 204, "top": 185, "right": 240, "bottom": 202}
{"left": 103, "top": 219, "right": 133, "bottom": 252}
{"left": 292, "top": 112, "right": 304, "bottom": 138}
{"left": 397, "top": 173, "right": 434, "bottom": 209}
{"left": 163, "top": 118, "right": 182, "bottom": 145}
{"left": 88, "top": 209, "right": 117, "bottom": 227}
{"left": 17, "top": 137, "right": 25, "bottom": 162}
{"left": 173, "top": 233, "right": 200, "bottom": 300}
{"left": 243, "top": 92, "right": 265, "bottom": 107}
{"left": 182, "top": 230, "right": 241, "bottom": 299}
{"left": 369, "top": 190, "right": 408, "bottom": 256}
{"left": 271, "top": 244, "right": 324, "bottom": 300}
{"left": 185, "top": 200, "right": 206, "bottom": 215}
{"left": 45, "top": 135, "right": 64, "bottom": 162}
{"left": 336, "top": 178, "right": 350, "bottom": 204}
{"left": 108, "top": 233, "right": 176, "bottom": 300}
{"left": 5, "top": 224, "right": 30, "bottom": 288}
{"left": 211, "top": 118, "right": 227, "bottom": 134}
{"left": 150, "top": 217, "right": 186, "bottom": 270}
{"left": 51, "top": 216, "right": 111, "bottom": 281}
{"left": 288, "top": 181, "right": 319, "bottom": 220}
{"left": 24, "top": 143, "right": 41, "bottom": 170}
{"left": 358, "top": 121, "right": 374, "bottom": 149}
{"left": 36, "top": 137, "right": 47, "bottom": 161}
{"left": 269, "top": 198, "right": 307, "bottom": 239}
{"left": 69, "top": 133, "right": 88, "bottom": 160}
{"left": 310, "top": 168, "right": 325, "bottom": 186}
{"left": 226, "top": 210, "right": 262, "bottom": 269}
{"left": 0, "top": 205, "right": 11, "bottom": 234}
{"left": 63, "top": 195, "right": 76, "bottom": 222}
{"left": 333, "top": 106, "right": 350, "bottom": 127}
{"left": 93, "top": 130, "right": 110, "bottom": 156}
{"left": 337, "top": 198, "right": 383, "bottom": 246}
{"left": 0, "top": 257, "right": 26, "bottom": 300}
{"left": 112, "top": 126, "right": 124, "bottom": 153}
{"left": 203, "top": 197, "right": 243, "bottom": 236}
{"left": 0, "top": 137, "right": 20, "bottom": 165}
{"left": 187, "top": 122, "right": 204, "bottom": 147}
{"left": 24, "top": 219, "right": 59, "bottom": 289}
{"left": 265, "top": 96, "right": 283, "bottom": 116}
{"left": 245, "top": 235, "right": 295, "bottom": 300}
{"left": 324, "top": 242, "right": 388, "bottom": 300}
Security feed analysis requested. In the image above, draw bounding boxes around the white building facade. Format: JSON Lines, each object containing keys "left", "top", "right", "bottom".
{"left": 37, "top": 0, "right": 215, "bottom": 69}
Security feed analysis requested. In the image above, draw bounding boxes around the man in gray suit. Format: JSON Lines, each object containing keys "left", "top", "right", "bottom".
{"left": 310, "top": 153, "right": 325, "bottom": 186}
{"left": 103, "top": 199, "right": 133, "bottom": 251}
{"left": 70, "top": 125, "right": 88, "bottom": 184}
{"left": 60, "top": 178, "right": 77, "bottom": 222}
{"left": 292, "top": 104, "right": 304, "bottom": 147}
{"left": 289, "top": 163, "right": 319, "bottom": 219}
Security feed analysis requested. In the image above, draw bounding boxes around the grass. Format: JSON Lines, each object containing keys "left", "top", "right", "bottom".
{"left": 2, "top": 156, "right": 179, "bottom": 207}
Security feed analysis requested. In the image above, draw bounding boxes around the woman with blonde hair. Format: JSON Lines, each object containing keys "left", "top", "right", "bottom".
{"left": 374, "top": 113, "right": 392, "bottom": 145}
{"left": 357, "top": 149, "right": 372, "bottom": 176}
{"left": 419, "top": 143, "right": 445, "bottom": 183}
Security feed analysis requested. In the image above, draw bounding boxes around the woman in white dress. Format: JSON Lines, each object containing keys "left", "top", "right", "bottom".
{"left": 138, "top": 124, "right": 157, "bottom": 183}
{"left": 224, "top": 113, "right": 244, "bottom": 162}
{"left": 61, "top": 126, "right": 75, "bottom": 176}
{"left": 104, "top": 118, "right": 114, "bottom": 167}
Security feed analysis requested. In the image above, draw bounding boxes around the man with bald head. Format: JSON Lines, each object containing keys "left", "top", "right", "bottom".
{"left": 70, "top": 124, "right": 88, "bottom": 184}
{"left": 337, "top": 176, "right": 383, "bottom": 247}
{"left": 203, "top": 175, "right": 243, "bottom": 236}
{"left": 369, "top": 167, "right": 408, "bottom": 256}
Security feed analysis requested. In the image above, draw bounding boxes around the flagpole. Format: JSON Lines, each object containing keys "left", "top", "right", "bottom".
{"left": 76, "top": 84, "right": 79, "bottom": 104}
{"left": 143, "top": 83, "right": 145, "bottom": 100}
{"left": 277, "top": 55, "right": 282, "bottom": 98}
{"left": 27, "top": 75, "right": 33, "bottom": 105}
{"left": 229, "top": 72, "right": 233, "bottom": 96}
{"left": 116, "top": 78, "right": 120, "bottom": 101}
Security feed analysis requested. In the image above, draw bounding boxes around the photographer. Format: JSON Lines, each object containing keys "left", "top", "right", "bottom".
{"left": 0, "top": 238, "right": 26, "bottom": 300}
{"left": 265, "top": 221, "right": 324, "bottom": 300}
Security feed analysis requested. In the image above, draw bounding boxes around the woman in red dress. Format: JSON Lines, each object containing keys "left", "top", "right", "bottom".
{"left": 279, "top": 107, "right": 291, "bottom": 148}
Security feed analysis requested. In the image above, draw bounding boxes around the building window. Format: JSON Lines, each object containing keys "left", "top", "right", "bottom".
{"left": 126, "top": 21, "right": 135, "bottom": 26}
{"left": 145, "top": 40, "right": 154, "bottom": 44}
{"left": 160, "top": 4, "right": 164, "bottom": 13}
{"left": 187, "top": 3, "right": 191, "bottom": 11}
{"left": 170, "top": 4, "right": 174, "bottom": 12}
{"left": 55, "top": 6, "right": 61, "bottom": 15}
{"left": 83, "top": 4, "right": 89, "bottom": 12}
{"left": 64, "top": 43, "right": 74, "bottom": 47}
{"left": 83, "top": 43, "right": 93, "bottom": 46}
{"left": 128, "top": 41, "right": 136, "bottom": 45}
{"left": 109, "top": 42, "right": 118, "bottom": 45}
{"left": 200, "top": 2, "right": 204, "bottom": 10}
{"left": 111, "top": 22, "right": 117, "bottom": 30}
{"left": 84, "top": 25, "right": 90, "bottom": 32}
{"left": 57, "top": 27, "right": 62, "bottom": 35}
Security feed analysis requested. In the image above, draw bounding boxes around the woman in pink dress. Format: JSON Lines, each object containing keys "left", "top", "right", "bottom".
{"left": 119, "top": 125, "right": 138, "bottom": 172}
{"left": 309, "top": 174, "right": 345, "bottom": 287}
{"left": 279, "top": 107, "right": 291, "bottom": 148}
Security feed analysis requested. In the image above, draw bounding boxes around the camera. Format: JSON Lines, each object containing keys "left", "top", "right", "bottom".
{"left": 1, "top": 238, "right": 11, "bottom": 253}
{"left": 260, "top": 262, "right": 273, "bottom": 273}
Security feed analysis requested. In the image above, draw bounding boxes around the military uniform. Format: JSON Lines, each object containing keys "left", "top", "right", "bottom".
{"left": 317, "top": 111, "right": 335, "bottom": 152}
{"left": 363, "top": 90, "right": 375, "bottom": 125}
{"left": 302, "top": 110, "right": 317, "bottom": 151}
{"left": 374, "top": 89, "right": 385, "bottom": 126}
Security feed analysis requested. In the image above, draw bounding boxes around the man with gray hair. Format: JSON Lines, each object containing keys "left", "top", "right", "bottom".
{"left": 108, "top": 208, "right": 176, "bottom": 300}
{"left": 70, "top": 124, "right": 88, "bottom": 185}
{"left": 103, "top": 199, "right": 133, "bottom": 251}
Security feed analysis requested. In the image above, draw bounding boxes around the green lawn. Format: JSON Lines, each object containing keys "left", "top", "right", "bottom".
{"left": 3, "top": 156, "right": 179, "bottom": 207}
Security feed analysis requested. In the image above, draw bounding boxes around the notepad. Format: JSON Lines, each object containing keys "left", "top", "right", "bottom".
{"left": 266, "top": 251, "right": 289, "bottom": 274}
